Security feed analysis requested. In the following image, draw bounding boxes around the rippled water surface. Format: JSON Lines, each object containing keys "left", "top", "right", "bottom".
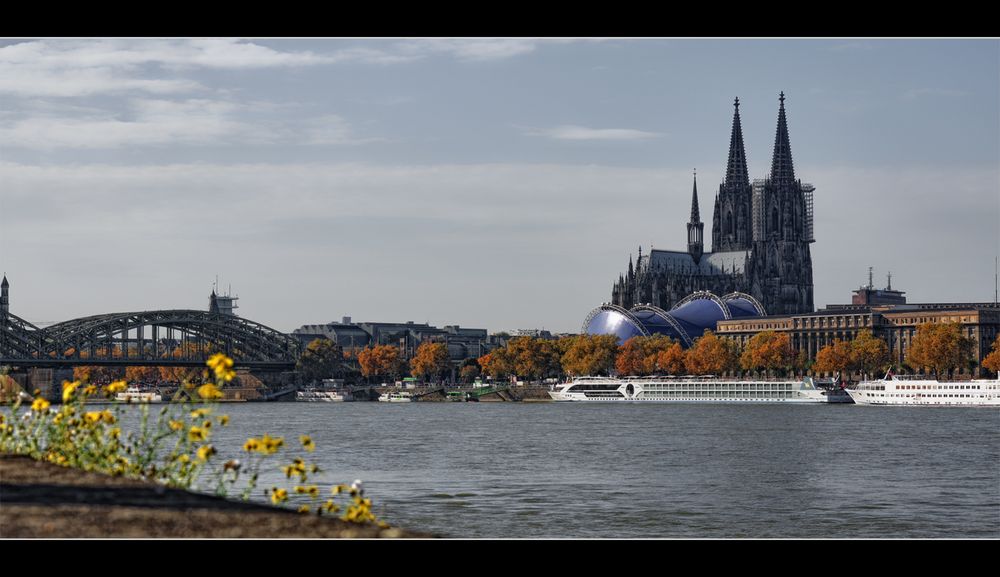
{"left": 129, "top": 402, "right": 1000, "bottom": 537}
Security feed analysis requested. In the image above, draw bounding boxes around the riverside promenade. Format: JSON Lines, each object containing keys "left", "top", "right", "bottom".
{"left": 0, "top": 454, "right": 425, "bottom": 538}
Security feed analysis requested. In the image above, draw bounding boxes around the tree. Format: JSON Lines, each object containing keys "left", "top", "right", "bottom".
{"left": 357, "top": 344, "right": 401, "bottom": 383}
{"left": 410, "top": 341, "right": 450, "bottom": 383}
{"left": 850, "top": 329, "right": 891, "bottom": 379}
{"left": 458, "top": 358, "right": 481, "bottom": 383}
{"left": 479, "top": 347, "right": 514, "bottom": 381}
{"left": 615, "top": 335, "right": 675, "bottom": 376}
{"left": 740, "top": 330, "right": 795, "bottom": 375}
{"left": 813, "top": 339, "right": 852, "bottom": 377}
{"left": 907, "top": 322, "right": 975, "bottom": 379}
{"left": 125, "top": 366, "right": 158, "bottom": 384}
{"left": 561, "top": 335, "right": 618, "bottom": 376}
{"left": 297, "top": 338, "right": 344, "bottom": 384}
{"left": 982, "top": 334, "right": 1000, "bottom": 375}
{"left": 685, "top": 330, "right": 739, "bottom": 375}
{"left": 656, "top": 342, "right": 687, "bottom": 375}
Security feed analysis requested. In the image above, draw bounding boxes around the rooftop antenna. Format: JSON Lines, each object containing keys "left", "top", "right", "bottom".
{"left": 995, "top": 256, "right": 998, "bottom": 306}
{"left": 887, "top": 271, "right": 892, "bottom": 291}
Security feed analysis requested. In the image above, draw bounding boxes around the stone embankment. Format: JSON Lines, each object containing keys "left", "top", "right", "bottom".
{"left": 0, "top": 454, "right": 426, "bottom": 538}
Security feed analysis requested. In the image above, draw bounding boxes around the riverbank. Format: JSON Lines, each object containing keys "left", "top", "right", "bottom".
{"left": 0, "top": 454, "right": 427, "bottom": 538}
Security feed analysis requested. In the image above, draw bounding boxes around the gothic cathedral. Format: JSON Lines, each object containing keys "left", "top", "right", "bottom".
{"left": 611, "top": 93, "right": 815, "bottom": 315}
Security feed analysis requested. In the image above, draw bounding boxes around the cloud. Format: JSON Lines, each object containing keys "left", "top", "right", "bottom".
{"left": 525, "top": 124, "right": 662, "bottom": 141}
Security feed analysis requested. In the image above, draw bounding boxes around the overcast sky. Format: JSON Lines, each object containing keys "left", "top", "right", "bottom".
{"left": 0, "top": 38, "right": 997, "bottom": 334}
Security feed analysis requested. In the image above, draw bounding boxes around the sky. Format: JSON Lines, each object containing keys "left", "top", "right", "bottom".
{"left": 0, "top": 38, "right": 997, "bottom": 334}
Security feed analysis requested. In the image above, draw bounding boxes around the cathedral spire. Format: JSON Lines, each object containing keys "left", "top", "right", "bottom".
{"left": 769, "top": 91, "right": 796, "bottom": 187}
{"left": 1, "top": 274, "right": 8, "bottom": 314}
{"left": 687, "top": 170, "right": 705, "bottom": 265}
{"left": 690, "top": 170, "right": 701, "bottom": 223}
{"left": 725, "top": 97, "right": 750, "bottom": 189}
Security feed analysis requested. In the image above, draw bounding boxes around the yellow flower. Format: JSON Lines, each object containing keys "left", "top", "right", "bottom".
{"left": 109, "top": 427, "right": 121, "bottom": 440}
{"left": 61, "top": 381, "right": 80, "bottom": 403}
{"left": 169, "top": 420, "right": 184, "bottom": 431}
{"left": 307, "top": 485, "right": 320, "bottom": 498}
{"left": 332, "top": 484, "right": 345, "bottom": 495}
{"left": 259, "top": 434, "right": 284, "bottom": 454}
{"left": 202, "top": 420, "right": 213, "bottom": 429}
{"left": 190, "top": 408, "right": 212, "bottom": 419}
{"left": 83, "top": 385, "right": 97, "bottom": 396}
{"left": 100, "top": 410, "right": 115, "bottom": 424}
{"left": 270, "top": 487, "right": 288, "bottom": 505}
{"left": 243, "top": 438, "right": 260, "bottom": 452}
{"left": 188, "top": 426, "right": 207, "bottom": 442}
{"left": 297, "top": 505, "right": 310, "bottom": 514}
{"left": 177, "top": 454, "right": 190, "bottom": 464}
{"left": 84, "top": 411, "right": 102, "bottom": 424}
{"left": 196, "top": 445, "right": 216, "bottom": 462}
{"left": 294, "top": 485, "right": 308, "bottom": 494}
{"left": 207, "top": 353, "right": 236, "bottom": 382}
{"left": 31, "top": 398, "right": 50, "bottom": 412}
{"left": 218, "top": 415, "right": 230, "bottom": 426}
{"left": 299, "top": 435, "right": 315, "bottom": 452}
{"left": 106, "top": 380, "right": 127, "bottom": 394}
{"left": 197, "top": 383, "right": 224, "bottom": 400}
{"left": 321, "top": 500, "right": 339, "bottom": 514}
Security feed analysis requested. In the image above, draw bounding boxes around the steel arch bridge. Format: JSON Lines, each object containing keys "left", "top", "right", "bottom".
{"left": 1, "top": 310, "right": 298, "bottom": 370}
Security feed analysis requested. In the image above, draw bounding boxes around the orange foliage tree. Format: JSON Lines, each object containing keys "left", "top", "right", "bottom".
{"left": 478, "top": 347, "right": 514, "bottom": 381}
{"left": 125, "top": 366, "right": 158, "bottom": 384}
{"left": 357, "top": 344, "right": 402, "bottom": 383}
{"left": 739, "top": 330, "right": 796, "bottom": 375}
{"left": 506, "top": 337, "right": 562, "bottom": 382}
{"left": 410, "top": 341, "right": 451, "bottom": 383}
{"left": 656, "top": 342, "right": 687, "bottom": 375}
{"left": 614, "top": 335, "right": 675, "bottom": 376}
{"left": 561, "top": 335, "right": 618, "bottom": 376}
{"left": 907, "top": 322, "right": 974, "bottom": 379}
{"left": 684, "top": 330, "right": 740, "bottom": 375}
{"left": 850, "top": 329, "right": 891, "bottom": 378}
{"left": 813, "top": 339, "right": 853, "bottom": 377}
{"left": 982, "top": 334, "right": 1000, "bottom": 375}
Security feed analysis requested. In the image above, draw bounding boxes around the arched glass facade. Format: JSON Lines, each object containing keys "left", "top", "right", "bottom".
{"left": 583, "top": 292, "right": 764, "bottom": 347}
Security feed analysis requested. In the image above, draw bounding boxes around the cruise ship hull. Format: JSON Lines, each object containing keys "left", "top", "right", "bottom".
{"left": 847, "top": 377, "right": 1000, "bottom": 407}
{"left": 549, "top": 376, "right": 846, "bottom": 403}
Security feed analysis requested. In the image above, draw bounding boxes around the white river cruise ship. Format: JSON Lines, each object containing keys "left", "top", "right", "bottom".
{"left": 847, "top": 374, "right": 1000, "bottom": 407}
{"left": 549, "top": 375, "right": 849, "bottom": 403}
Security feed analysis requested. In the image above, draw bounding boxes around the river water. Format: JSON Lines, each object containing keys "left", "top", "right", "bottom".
{"left": 156, "top": 401, "right": 997, "bottom": 538}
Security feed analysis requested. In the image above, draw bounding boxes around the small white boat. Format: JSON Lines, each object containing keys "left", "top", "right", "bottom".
{"left": 296, "top": 390, "right": 352, "bottom": 402}
{"left": 378, "top": 391, "right": 413, "bottom": 403}
{"left": 115, "top": 386, "right": 163, "bottom": 403}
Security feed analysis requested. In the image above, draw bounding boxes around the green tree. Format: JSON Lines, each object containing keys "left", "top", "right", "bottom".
{"left": 296, "top": 338, "right": 344, "bottom": 384}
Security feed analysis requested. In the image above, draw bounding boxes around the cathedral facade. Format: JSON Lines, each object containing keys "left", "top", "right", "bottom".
{"left": 611, "top": 93, "right": 815, "bottom": 316}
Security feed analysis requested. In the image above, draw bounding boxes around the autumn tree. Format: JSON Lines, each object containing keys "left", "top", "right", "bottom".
{"left": 850, "top": 329, "right": 891, "bottom": 378}
{"left": 357, "top": 344, "right": 401, "bottom": 383}
{"left": 813, "top": 339, "right": 853, "bottom": 377}
{"left": 458, "top": 358, "right": 481, "bottom": 383}
{"left": 478, "top": 349, "right": 509, "bottom": 381}
{"left": 561, "top": 334, "right": 618, "bottom": 376}
{"left": 684, "top": 330, "right": 740, "bottom": 375}
{"left": 907, "top": 322, "right": 975, "bottom": 379}
{"left": 614, "top": 335, "right": 675, "bottom": 376}
{"left": 410, "top": 341, "right": 451, "bottom": 383}
{"left": 125, "top": 366, "right": 158, "bottom": 384}
{"left": 656, "top": 342, "right": 687, "bottom": 375}
{"left": 982, "top": 334, "right": 1000, "bottom": 375}
{"left": 740, "top": 330, "right": 796, "bottom": 376}
{"left": 297, "top": 338, "right": 344, "bottom": 384}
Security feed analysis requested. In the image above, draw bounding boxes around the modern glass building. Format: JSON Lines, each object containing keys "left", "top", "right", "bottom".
{"left": 583, "top": 291, "right": 766, "bottom": 347}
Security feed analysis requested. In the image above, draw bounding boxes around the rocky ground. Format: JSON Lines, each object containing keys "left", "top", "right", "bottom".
{"left": 0, "top": 454, "right": 428, "bottom": 538}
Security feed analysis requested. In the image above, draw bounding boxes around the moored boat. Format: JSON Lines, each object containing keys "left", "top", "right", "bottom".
{"left": 847, "top": 373, "right": 1000, "bottom": 407}
{"left": 549, "top": 375, "right": 839, "bottom": 403}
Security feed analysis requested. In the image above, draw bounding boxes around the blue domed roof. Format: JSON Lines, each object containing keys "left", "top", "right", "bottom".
{"left": 583, "top": 291, "right": 765, "bottom": 347}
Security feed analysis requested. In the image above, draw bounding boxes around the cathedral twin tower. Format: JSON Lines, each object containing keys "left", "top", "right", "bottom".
{"left": 612, "top": 93, "right": 815, "bottom": 315}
